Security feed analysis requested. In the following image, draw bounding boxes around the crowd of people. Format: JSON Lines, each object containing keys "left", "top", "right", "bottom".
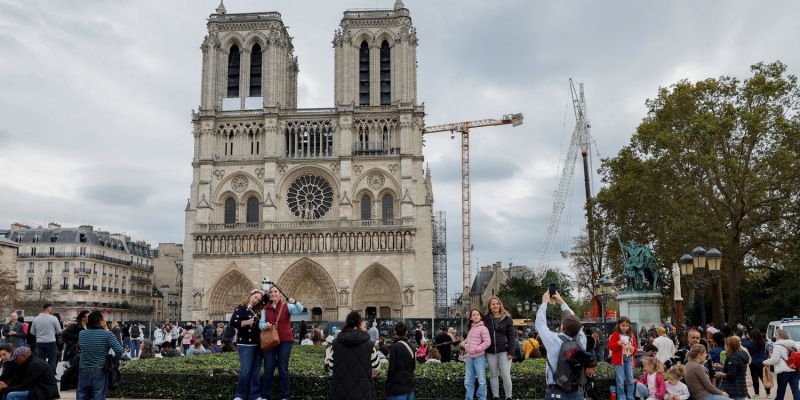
{"left": 2, "top": 291, "right": 799, "bottom": 400}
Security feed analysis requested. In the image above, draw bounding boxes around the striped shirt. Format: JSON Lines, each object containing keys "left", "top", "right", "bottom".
{"left": 79, "top": 327, "right": 123, "bottom": 368}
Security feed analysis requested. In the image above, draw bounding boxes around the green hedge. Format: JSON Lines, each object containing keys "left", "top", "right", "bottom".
{"left": 110, "top": 346, "right": 629, "bottom": 400}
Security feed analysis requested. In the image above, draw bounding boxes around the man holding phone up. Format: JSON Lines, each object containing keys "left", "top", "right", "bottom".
{"left": 536, "top": 288, "right": 587, "bottom": 400}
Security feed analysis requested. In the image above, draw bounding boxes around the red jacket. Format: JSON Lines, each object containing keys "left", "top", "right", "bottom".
{"left": 635, "top": 372, "right": 666, "bottom": 399}
{"left": 607, "top": 331, "right": 638, "bottom": 366}
{"left": 261, "top": 301, "right": 294, "bottom": 343}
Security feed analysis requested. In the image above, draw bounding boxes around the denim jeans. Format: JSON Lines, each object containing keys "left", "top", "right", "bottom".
{"left": 635, "top": 382, "right": 652, "bottom": 399}
{"left": 262, "top": 341, "right": 292, "bottom": 399}
{"left": 464, "top": 356, "right": 487, "bottom": 400}
{"left": 130, "top": 338, "right": 141, "bottom": 358}
{"left": 387, "top": 392, "right": 415, "bottom": 400}
{"left": 236, "top": 345, "right": 263, "bottom": 400}
{"left": 615, "top": 355, "right": 634, "bottom": 400}
{"left": 122, "top": 337, "right": 130, "bottom": 352}
{"left": 545, "top": 387, "right": 583, "bottom": 400}
{"left": 2, "top": 391, "right": 29, "bottom": 400}
{"left": 36, "top": 342, "right": 58, "bottom": 374}
{"left": 486, "top": 352, "right": 512, "bottom": 399}
{"left": 775, "top": 370, "right": 800, "bottom": 400}
{"left": 697, "top": 394, "right": 729, "bottom": 400}
{"left": 76, "top": 369, "right": 109, "bottom": 400}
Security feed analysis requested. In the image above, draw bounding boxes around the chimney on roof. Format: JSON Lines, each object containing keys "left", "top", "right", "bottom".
{"left": 79, "top": 225, "right": 94, "bottom": 232}
{"left": 48, "top": 222, "right": 61, "bottom": 230}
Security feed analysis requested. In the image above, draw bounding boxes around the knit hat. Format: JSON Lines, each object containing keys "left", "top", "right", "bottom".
{"left": 561, "top": 311, "right": 582, "bottom": 337}
{"left": 8, "top": 346, "right": 31, "bottom": 362}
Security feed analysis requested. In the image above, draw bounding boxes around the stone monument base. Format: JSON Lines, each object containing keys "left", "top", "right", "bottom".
{"left": 617, "top": 291, "right": 663, "bottom": 330}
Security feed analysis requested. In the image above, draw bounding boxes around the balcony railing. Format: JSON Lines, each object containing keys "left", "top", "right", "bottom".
{"left": 122, "top": 289, "right": 127, "bottom": 294}
{"left": 131, "top": 276, "right": 151, "bottom": 284}
{"left": 351, "top": 141, "right": 399, "bottom": 156}
{"left": 74, "top": 268, "right": 90, "bottom": 275}
{"left": 114, "top": 288, "right": 119, "bottom": 293}
{"left": 92, "top": 285, "right": 97, "bottom": 291}
{"left": 24, "top": 285, "right": 34, "bottom": 290}
{"left": 195, "top": 218, "right": 411, "bottom": 232}
{"left": 130, "top": 290, "right": 150, "bottom": 297}
{"left": 60, "top": 284, "right": 69, "bottom": 290}
{"left": 130, "top": 305, "right": 155, "bottom": 311}
{"left": 16, "top": 252, "right": 152, "bottom": 270}
{"left": 101, "top": 287, "right": 107, "bottom": 292}
{"left": 72, "top": 284, "right": 90, "bottom": 291}
{"left": 43, "top": 284, "right": 52, "bottom": 290}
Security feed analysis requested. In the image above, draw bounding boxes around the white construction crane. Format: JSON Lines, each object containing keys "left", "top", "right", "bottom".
{"left": 534, "top": 79, "right": 594, "bottom": 283}
{"left": 424, "top": 113, "right": 524, "bottom": 300}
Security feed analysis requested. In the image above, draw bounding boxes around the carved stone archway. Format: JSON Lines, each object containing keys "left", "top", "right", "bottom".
{"left": 276, "top": 258, "right": 338, "bottom": 320}
{"left": 207, "top": 265, "right": 257, "bottom": 320}
{"left": 352, "top": 263, "right": 402, "bottom": 318}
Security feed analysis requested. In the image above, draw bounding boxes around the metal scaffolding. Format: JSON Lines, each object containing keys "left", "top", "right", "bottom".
{"left": 432, "top": 210, "right": 448, "bottom": 317}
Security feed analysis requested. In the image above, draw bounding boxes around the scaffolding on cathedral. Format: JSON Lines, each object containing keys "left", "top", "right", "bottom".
{"left": 432, "top": 210, "right": 448, "bottom": 317}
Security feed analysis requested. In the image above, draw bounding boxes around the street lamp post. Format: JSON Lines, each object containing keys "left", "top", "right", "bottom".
{"left": 595, "top": 277, "right": 614, "bottom": 337}
{"left": 679, "top": 244, "right": 723, "bottom": 332}
{"left": 517, "top": 300, "right": 535, "bottom": 329}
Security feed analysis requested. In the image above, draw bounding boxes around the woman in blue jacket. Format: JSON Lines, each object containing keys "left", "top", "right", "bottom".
{"left": 742, "top": 329, "right": 770, "bottom": 399}
{"left": 483, "top": 296, "right": 517, "bottom": 400}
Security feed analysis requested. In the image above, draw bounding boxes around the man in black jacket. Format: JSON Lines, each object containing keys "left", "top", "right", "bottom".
{"left": 434, "top": 326, "right": 453, "bottom": 363}
{"left": 0, "top": 347, "right": 60, "bottom": 400}
{"left": 387, "top": 322, "right": 415, "bottom": 399}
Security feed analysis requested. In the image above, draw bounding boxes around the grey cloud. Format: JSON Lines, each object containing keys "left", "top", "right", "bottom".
{"left": 84, "top": 183, "right": 154, "bottom": 207}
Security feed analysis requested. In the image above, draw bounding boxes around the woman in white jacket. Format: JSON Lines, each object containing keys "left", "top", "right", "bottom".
{"left": 763, "top": 329, "right": 799, "bottom": 400}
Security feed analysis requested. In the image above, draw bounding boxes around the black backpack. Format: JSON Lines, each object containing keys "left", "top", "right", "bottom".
{"left": 130, "top": 324, "right": 141, "bottom": 339}
{"left": 547, "top": 335, "right": 595, "bottom": 391}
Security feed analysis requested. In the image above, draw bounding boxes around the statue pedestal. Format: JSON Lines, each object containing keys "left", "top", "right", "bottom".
{"left": 617, "top": 291, "right": 663, "bottom": 330}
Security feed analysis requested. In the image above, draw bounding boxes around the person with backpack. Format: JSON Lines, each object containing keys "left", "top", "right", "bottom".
{"left": 483, "top": 296, "right": 517, "bottom": 400}
{"left": 461, "top": 308, "right": 491, "bottom": 400}
{"left": 608, "top": 316, "right": 638, "bottom": 400}
{"left": 386, "top": 321, "right": 416, "bottom": 400}
{"left": 522, "top": 331, "right": 541, "bottom": 359}
{"left": 129, "top": 321, "right": 143, "bottom": 359}
{"left": 535, "top": 289, "right": 588, "bottom": 400}
{"left": 762, "top": 329, "right": 799, "bottom": 400}
{"left": 203, "top": 320, "right": 216, "bottom": 342}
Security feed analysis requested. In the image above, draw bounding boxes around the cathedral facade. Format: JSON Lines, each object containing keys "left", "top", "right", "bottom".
{"left": 182, "top": 1, "right": 434, "bottom": 321}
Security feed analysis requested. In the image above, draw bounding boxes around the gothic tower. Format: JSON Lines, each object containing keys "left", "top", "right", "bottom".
{"left": 182, "top": 1, "right": 434, "bottom": 321}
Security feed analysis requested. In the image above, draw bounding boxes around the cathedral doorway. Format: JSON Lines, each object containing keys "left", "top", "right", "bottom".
{"left": 352, "top": 264, "right": 402, "bottom": 318}
{"left": 276, "top": 258, "right": 338, "bottom": 320}
{"left": 208, "top": 267, "right": 257, "bottom": 320}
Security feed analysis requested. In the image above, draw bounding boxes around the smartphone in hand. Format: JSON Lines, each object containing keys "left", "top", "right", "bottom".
{"left": 549, "top": 283, "right": 556, "bottom": 296}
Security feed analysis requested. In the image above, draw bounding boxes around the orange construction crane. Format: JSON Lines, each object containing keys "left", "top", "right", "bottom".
{"left": 423, "top": 113, "right": 524, "bottom": 302}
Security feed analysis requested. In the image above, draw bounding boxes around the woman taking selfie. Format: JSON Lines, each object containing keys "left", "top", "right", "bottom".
{"left": 483, "top": 296, "right": 516, "bottom": 400}
{"left": 230, "top": 289, "right": 264, "bottom": 400}
{"left": 260, "top": 284, "right": 303, "bottom": 400}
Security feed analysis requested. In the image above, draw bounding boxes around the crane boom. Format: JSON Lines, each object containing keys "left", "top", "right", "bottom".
{"left": 534, "top": 80, "right": 591, "bottom": 283}
{"left": 424, "top": 113, "right": 523, "bottom": 301}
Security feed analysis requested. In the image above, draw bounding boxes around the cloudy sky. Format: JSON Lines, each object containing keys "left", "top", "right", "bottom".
{"left": 2, "top": 0, "right": 799, "bottom": 301}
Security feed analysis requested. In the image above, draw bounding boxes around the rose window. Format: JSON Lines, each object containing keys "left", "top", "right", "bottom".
{"left": 287, "top": 174, "right": 334, "bottom": 220}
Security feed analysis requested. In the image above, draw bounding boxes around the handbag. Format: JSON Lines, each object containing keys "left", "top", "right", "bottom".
{"left": 762, "top": 364, "right": 774, "bottom": 389}
{"left": 104, "top": 353, "right": 121, "bottom": 389}
{"left": 260, "top": 302, "right": 284, "bottom": 351}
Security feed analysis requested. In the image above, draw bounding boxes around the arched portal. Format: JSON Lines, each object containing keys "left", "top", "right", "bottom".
{"left": 352, "top": 263, "right": 402, "bottom": 318}
{"left": 207, "top": 266, "right": 256, "bottom": 320}
{"left": 276, "top": 258, "right": 338, "bottom": 320}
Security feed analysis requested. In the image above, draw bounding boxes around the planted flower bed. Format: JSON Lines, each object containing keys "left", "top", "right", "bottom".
{"left": 110, "top": 346, "right": 627, "bottom": 400}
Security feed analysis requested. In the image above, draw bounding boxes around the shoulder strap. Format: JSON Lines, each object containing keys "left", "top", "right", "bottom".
{"left": 398, "top": 340, "right": 414, "bottom": 360}
{"left": 274, "top": 302, "right": 285, "bottom": 325}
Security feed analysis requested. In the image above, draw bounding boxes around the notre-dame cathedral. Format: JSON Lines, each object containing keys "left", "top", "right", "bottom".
{"left": 182, "top": 0, "right": 434, "bottom": 320}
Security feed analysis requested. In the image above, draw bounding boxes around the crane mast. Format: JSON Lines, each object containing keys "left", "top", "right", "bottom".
{"left": 424, "top": 113, "right": 524, "bottom": 300}
{"left": 534, "top": 80, "right": 592, "bottom": 283}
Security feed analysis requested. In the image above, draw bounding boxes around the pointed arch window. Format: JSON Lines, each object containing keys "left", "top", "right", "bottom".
{"left": 224, "top": 198, "right": 236, "bottom": 224}
{"left": 382, "top": 193, "right": 394, "bottom": 220}
{"left": 227, "top": 45, "right": 241, "bottom": 97}
{"left": 359, "top": 41, "right": 370, "bottom": 106}
{"left": 380, "top": 41, "right": 391, "bottom": 105}
{"left": 250, "top": 44, "right": 262, "bottom": 97}
{"left": 361, "top": 194, "right": 371, "bottom": 220}
{"left": 246, "top": 197, "right": 259, "bottom": 223}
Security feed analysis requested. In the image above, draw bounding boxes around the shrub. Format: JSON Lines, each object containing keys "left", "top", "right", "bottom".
{"left": 110, "top": 346, "right": 629, "bottom": 399}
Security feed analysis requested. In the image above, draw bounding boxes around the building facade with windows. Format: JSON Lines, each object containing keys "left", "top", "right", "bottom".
{"left": 153, "top": 243, "right": 183, "bottom": 319}
{"left": 6, "top": 223, "right": 156, "bottom": 321}
{"left": 183, "top": 0, "right": 434, "bottom": 321}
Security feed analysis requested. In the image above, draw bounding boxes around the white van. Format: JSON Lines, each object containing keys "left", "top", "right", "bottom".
{"left": 765, "top": 317, "right": 800, "bottom": 345}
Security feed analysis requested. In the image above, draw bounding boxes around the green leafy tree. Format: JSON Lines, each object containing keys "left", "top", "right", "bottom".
{"left": 498, "top": 268, "right": 577, "bottom": 319}
{"left": 595, "top": 61, "right": 800, "bottom": 325}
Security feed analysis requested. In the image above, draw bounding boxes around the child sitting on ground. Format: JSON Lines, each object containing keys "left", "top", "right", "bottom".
{"left": 585, "top": 361, "right": 601, "bottom": 400}
{"left": 634, "top": 357, "right": 666, "bottom": 400}
{"left": 663, "top": 365, "right": 690, "bottom": 400}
